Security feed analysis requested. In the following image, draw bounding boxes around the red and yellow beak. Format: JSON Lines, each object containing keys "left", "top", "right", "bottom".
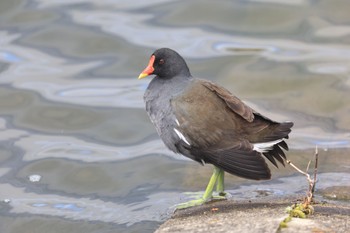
{"left": 138, "top": 55, "right": 155, "bottom": 79}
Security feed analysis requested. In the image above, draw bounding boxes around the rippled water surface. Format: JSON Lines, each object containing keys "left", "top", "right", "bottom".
{"left": 1, "top": 0, "right": 350, "bottom": 232}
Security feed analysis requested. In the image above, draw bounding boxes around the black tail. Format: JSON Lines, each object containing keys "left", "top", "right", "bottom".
{"left": 262, "top": 121, "right": 293, "bottom": 167}
{"left": 200, "top": 146, "right": 272, "bottom": 181}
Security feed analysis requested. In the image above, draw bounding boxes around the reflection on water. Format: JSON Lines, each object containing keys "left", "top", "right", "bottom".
{"left": 1, "top": 0, "right": 350, "bottom": 232}
{"left": 0, "top": 182, "right": 179, "bottom": 225}
{"left": 1, "top": 173, "right": 349, "bottom": 224}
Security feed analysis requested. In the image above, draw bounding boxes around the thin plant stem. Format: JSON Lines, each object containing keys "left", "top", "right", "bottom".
{"left": 286, "top": 146, "right": 319, "bottom": 205}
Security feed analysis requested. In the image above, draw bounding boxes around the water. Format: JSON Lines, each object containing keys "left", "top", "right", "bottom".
{"left": 0, "top": 0, "right": 350, "bottom": 232}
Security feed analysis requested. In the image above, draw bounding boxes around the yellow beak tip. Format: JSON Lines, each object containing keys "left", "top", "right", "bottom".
{"left": 138, "top": 73, "right": 148, "bottom": 79}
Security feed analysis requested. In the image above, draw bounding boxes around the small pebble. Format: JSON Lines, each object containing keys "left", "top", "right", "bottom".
{"left": 29, "top": 174, "right": 42, "bottom": 182}
{"left": 3, "top": 199, "right": 10, "bottom": 203}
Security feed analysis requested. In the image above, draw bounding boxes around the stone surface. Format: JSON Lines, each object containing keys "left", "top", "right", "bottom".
{"left": 155, "top": 198, "right": 350, "bottom": 233}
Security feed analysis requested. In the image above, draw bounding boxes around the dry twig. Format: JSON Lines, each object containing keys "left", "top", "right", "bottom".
{"left": 286, "top": 146, "right": 319, "bottom": 205}
{"left": 279, "top": 147, "right": 319, "bottom": 229}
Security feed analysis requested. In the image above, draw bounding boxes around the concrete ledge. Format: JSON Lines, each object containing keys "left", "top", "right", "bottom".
{"left": 155, "top": 198, "right": 350, "bottom": 233}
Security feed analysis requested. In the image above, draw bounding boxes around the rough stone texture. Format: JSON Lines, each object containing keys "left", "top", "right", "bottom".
{"left": 155, "top": 198, "right": 350, "bottom": 233}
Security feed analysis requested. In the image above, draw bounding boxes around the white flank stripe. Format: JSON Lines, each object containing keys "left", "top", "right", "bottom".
{"left": 173, "top": 128, "right": 191, "bottom": 146}
{"left": 253, "top": 139, "right": 283, "bottom": 153}
{"left": 175, "top": 119, "right": 180, "bottom": 126}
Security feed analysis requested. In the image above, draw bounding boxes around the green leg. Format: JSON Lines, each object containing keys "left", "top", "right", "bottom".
{"left": 176, "top": 166, "right": 225, "bottom": 209}
{"left": 216, "top": 169, "right": 227, "bottom": 197}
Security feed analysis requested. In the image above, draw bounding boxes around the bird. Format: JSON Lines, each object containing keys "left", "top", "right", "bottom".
{"left": 138, "top": 48, "right": 293, "bottom": 209}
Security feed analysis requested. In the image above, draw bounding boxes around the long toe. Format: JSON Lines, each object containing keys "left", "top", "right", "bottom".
{"left": 176, "top": 198, "right": 207, "bottom": 209}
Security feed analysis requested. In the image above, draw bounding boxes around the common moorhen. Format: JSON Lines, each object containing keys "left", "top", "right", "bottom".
{"left": 138, "top": 48, "right": 293, "bottom": 209}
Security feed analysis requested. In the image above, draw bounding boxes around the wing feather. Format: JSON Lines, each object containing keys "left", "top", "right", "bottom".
{"left": 193, "top": 142, "right": 271, "bottom": 180}
{"left": 171, "top": 79, "right": 293, "bottom": 172}
{"left": 201, "top": 80, "right": 255, "bottom": 122}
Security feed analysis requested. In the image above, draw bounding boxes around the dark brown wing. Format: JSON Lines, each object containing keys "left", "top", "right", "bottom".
{"left": 201, "top": 80, "right": 255, "bottom": 122}
{"left": 171, "top": 79, "right": 272, "bottom": 179}
{"left": 201, "top": 80, "right": 294, "bottom": 141}
{"left": 171, "top": 79, "right": 293, "bottom": 176}
{"left": 171, "top": 79, "right": 242, "bottom": 149}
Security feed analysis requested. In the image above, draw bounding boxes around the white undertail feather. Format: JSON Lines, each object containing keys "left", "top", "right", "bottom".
{"left": 173, "top": 128, "right": 191, "bottom": 146}
{"left": 253, "top": 139, "right": 283, "bottom": 153}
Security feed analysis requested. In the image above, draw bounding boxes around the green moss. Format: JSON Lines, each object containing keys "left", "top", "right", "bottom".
{"left": 279, "top": 203, "right": 314, "bottom": 228}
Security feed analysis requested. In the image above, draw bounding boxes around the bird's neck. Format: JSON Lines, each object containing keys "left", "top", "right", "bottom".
{"left": 149, "top": 75, "right": 193, "bottom": 97}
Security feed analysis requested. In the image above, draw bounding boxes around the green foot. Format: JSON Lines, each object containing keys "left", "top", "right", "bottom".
{"left": 212, "top": 194, "right": 227, "bottom": 200}
{"left": 176, "top": 167, "right": 230, "bottom": 210}
{"left": 176, "top": 198, "right": 208, "bottom": 209}
{"left": 176, "top": 194, "right": 227, "bottom": 209}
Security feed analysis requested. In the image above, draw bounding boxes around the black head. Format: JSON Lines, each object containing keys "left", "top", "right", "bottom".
{"left": 138, "top": 48, "right": 191, "bottom": 79}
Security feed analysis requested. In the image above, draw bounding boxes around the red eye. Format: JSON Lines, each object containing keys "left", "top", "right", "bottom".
{"left": 159, "top": 59, "right": 165, "bottom": 65}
